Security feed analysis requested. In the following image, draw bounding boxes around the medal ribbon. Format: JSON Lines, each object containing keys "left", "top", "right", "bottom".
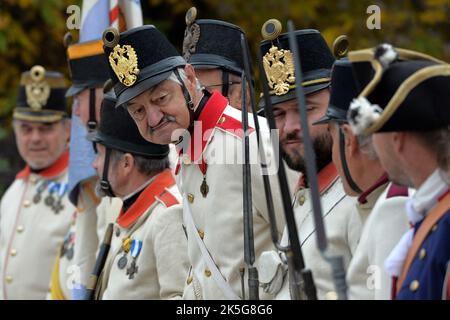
{"left": 130, "top": 239, "right": 142, "bottom": 258}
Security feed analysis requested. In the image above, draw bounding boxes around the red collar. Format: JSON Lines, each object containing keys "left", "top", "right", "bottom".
{"left": 15, "top": 151, "right": 69, "bottom": 180}
{"left": 295, "top": 162, "right": 339, "bottom": 194}
{"left": 117, "top": 169, "right": 176, "bottom": 228}
{"left": 175, "top": 91, "right": 228, "bottom": 175}
{"left": 357, "top": 173, "right": 389, "bottom": 204}
{"left": 185, "top": 90, "right": 228, "bottom": 162}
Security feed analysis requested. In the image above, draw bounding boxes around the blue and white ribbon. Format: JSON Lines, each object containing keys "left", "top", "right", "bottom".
{"left": 130, "top": 239, "right": 143, "bottom": 258}
{"left": 48, "top": 182, "right": 59, "bottom": 194}
{"left": 58, "top": 183, "right": 69, "bottom": 198}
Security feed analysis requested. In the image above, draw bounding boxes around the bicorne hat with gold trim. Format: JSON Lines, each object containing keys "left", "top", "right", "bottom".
{"left": 102, "top": 25, "right": 186, "bottom": 107}
{"left": 91, "top": 91, "right": 169, "bottom": 158}
{"left": 14, "top": 65, "right": 67, "bottom": 123}
{"left": 259, "top": 19, "right": 335, "bottom": 106}
{"left": 182, "top": 7, "right": 248, "bottom": 76}
{"left": 65, "top": 35, "right": 110, "bottom": 97}
{"left": 346, "top": 43, "right": 450, "bottom": 135}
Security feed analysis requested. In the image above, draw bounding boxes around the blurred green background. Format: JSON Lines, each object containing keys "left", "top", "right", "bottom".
{"left": 0, "top": 0, "right": 449, "bottom": 197}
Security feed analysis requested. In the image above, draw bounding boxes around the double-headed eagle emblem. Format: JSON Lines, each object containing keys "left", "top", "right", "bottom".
{"left": 263, "top": 45, "right": 295, "bottom": 96}
{"left": 25, "top": 65, "right": 50, "bottom": 110}
{"left": 109, "top": 45, "right": 140, "bottom": 87}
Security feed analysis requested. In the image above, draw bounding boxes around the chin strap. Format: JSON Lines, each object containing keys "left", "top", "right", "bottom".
{"left": 174, "top": 69, "right": 195, "bottom": 130}
{"left": 221, "top": 70, "right": 229, "bottom": 97}
{"left": 87, "top": 88, "right": 97, "bottom": 132}
{"left": 339, "top": 126, "right": 363, "bottom": 194}
{"left": 100, "top": 147, "right": 115, "bottom": 197}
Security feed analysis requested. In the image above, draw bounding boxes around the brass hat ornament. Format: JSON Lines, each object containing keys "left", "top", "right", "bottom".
{"left": 182, "top": 7, "right": 200, "bottom": 61}
{"left": 261, "top": 19, "right": 295, "bottom": 96}
{"left": 25, "top": 65, "right": 51, "bottom": 111}
{"left": 103, "top": 27, "right": 140, "bottom": 87}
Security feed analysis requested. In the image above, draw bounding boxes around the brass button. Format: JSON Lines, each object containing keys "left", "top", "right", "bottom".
{"left": 218, "top": 116, "right": 226, "bottom": 124}
{"left": 23, "top": 200, "right": 31, "bottom": 208}
{"left": 5, "top": 276, "right": 13, "bottom": 284}
{"left": 183, "top": 155, "right": 191, "bottom": 165}
{"left": 419, "top": 248, "right": 426, "bottom": 260}
{"left": 188, "top": 193, "right": 195, "bottom": 203}
{"left": 204, "top": 269, "right": 212, "bottom": 277}
{"left": 298, "top": 196, "right": 306, "bottom": 206}
{"left": 198, "top": 229, "right": 204, "bottom": 240}
{"left": 325, "top": 291, "right": 338, "bottom": 300}
{"left": 409, "top": 280, "right": 419, "bottom": 292}
{"left": 17, "top": 225, "right": 24, "bottom": 233}
{"left": 10, "top": 249, "right": 17, "bottom": 257}
{"left": 186, "top": 276, "right": 193, "bottom": 285}
{"left": 431, "top": 224, "right": 438, "bottom": 232}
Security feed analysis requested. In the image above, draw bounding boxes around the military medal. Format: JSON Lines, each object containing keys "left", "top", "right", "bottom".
{"left": 33, "top": 181, "right": 48, "bottom": 204}
{"left": 126, "top": 239, "right": 142, "bottom": 279}
{"left": 61, "top": 232, "right": 75, "bottom": 260}
{"left": 200, "top": 176, "right": 209, "bottom": 198}
{"left": 33, "top": 193, "right": 41, "bottom": 204}
{"left": 52, "top": 183, "right": 68, "bottom": 214}
{"left": 117, "top": 237, "right": 132, "bottom": 269}
{"left": 44, "top": 182, "right": 58, "bottom": 207}
{"left": 117, "top": 255, "right": 128, "bottom": 269}
{"left": 44, "top": 194, "right": 55, "bottom": 207}
{"left": 66, "top": 246, "right": 74, "bottom": 260}
{"left": 126, "top": 259, "right": 139, "bottom": 279}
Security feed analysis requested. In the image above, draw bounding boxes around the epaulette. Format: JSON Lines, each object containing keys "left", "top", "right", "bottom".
{"left": 215, "top": 112, "right": 255, "bottom": 138}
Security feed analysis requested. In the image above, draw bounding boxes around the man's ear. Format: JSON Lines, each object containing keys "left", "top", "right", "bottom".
{"left": 122, "top": 153, "right": 135, "bottom": 174}
{"left": 342, "top": 124, "right": 359, "bottom": 157}
{"left": 184, "top": 64, "right": 197, "bottom": 93}
{"left": 392, "top": 131, "right": 406, "bottom": 155}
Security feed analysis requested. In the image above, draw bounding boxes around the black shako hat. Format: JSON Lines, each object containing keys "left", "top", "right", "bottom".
{"left": 314, "top": 58, "right": 360, "bottom": 125}
{"left": 102, "top": 25, "right": 186, "bottom": 107}
{"left": 259, "top": 19, "right": 335, "bottom": 107}
{"left": 182, "top": 7, "right": 248, "bottom": 76}
{"left": 14, "top": 65, "right": 68, "bottom": 123}
{"left": 91, "top": 91, "right": 169, "bottom": 158}
{"left": 346, "top": 43, "right": 450, "bottom": 135}
{"left": 65, "top": 35, "right": 111, "bottom": 97}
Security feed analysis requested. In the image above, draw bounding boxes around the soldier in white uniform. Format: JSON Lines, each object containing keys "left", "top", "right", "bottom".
{"left": 0, "top": 66, "right": 74, "bottom": 299}
{"left": 90, "top": 92, "right": 188, "bottom": 299}
{"left": 256, "top": 20, "right": 364, "bottom": 300}
{"left": 49, "top": 36, "right": 118, "bottom": 299}
{"left": 181, "top": 7, "right": 251, "bottom": 111}
{"left": 101, "top": 25, "right": 287, "bottom": 300}
{"left": 314, "top": 57, "right": 410, "bottom": 299}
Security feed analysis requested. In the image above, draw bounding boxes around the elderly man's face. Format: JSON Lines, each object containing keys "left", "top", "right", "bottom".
{"left": 272, "top": 89, "right": 332, "bottom": 173}
{"left": 126, "top": 66, "right": 198, "bottom": 145}
{"left": 13, "top": 119, "right": 70, "bottom": 170}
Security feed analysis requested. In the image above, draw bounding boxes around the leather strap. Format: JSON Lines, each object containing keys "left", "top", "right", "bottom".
{"left": 87, "top": 88, "right": 97, "bottom": 131}
{"left": 222, "top": 70, "right": 229, "bottom": 97}
{"left": 338, "top": 126, "right": 362, "bottom": 194}
{"left": 100, "top": 147, "right": 115, "bottom": 197}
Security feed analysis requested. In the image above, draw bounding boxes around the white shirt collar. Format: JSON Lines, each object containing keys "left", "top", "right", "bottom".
{"left": 406, "top": 169, "right": 450, "bottom": 223}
